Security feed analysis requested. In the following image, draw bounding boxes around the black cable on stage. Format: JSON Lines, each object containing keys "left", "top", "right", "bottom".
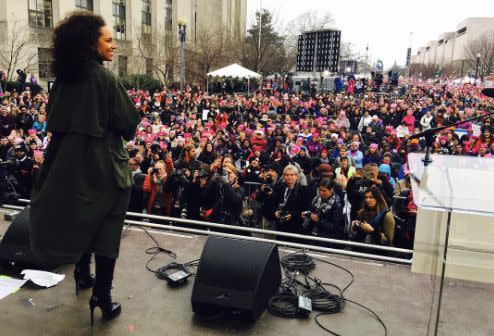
{"left": 311, "top": 256, "right": 388, "bottom": 336}
{"left": 280, "top": 252, "right": 315, "bottom": 273}
{"left": 134, "top": 225, "right": 199, "bottom": 281}
{"left": 271, "top": 251, "right": 388, "bottom": 336}
{"left": 311, "top": 257, "right": 355, "bottom": 293}
{"left": 267, "top": 292, "right": 300, "bottom": 318}
{"left": 267, "top": 272, "right": 301, "bottom": 318}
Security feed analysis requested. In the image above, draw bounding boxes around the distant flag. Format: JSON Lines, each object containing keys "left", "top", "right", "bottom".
{"left": 376, "top": 60, "right": 384, "bottom": 70}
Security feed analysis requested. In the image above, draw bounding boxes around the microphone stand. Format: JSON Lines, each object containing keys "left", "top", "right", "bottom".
{"left": 409, "top": 108, "right": 494, "bottom": 167}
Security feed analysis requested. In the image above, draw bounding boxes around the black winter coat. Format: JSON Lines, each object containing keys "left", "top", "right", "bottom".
{"left": 309, "top": 194, "right": 345, "bottom": 239}
{"left": 257, "top": 182, "right": 311, "bottom": 234}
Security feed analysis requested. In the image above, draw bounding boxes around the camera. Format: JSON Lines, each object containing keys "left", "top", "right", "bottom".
{"left": 152, "top": 168, "right": 160, "bottom": 175}
{"left": 261, "top": 174, "right": 274, "bottom": 193}
{"left": 262, "top": 175, "right": 274, "bottom": 184}
{"left": 278, "top": 211, "right": 289, "bottom": 223}
{"left": 264, "top": 184, "right": 273, "bottom": 193}
{"left": 216, "top": 167, "right": 226, "bottom": 177}
{"left": 348, "top": 220, "right": 362, "bottom": 240}
{"left": 301, "top": 211, "right": 312, "bottom": 218}
{"left": 198, "top": 169, "right": 209, "bottom": 178}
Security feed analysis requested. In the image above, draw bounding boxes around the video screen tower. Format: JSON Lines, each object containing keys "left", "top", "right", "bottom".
{"left": 296, "top": 29, "right": 341, "bottom": 73}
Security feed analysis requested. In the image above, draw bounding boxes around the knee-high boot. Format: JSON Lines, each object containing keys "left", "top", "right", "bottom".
{"left": 74, "top": 252, "right": 94, "bottom": 295}
{"left": 89, "top": 255, "right": 121, "bottom": 325}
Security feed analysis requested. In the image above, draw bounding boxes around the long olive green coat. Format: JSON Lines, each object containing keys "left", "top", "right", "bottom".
{"left": 29, "top": 60, "right": 139, "bottom": 264}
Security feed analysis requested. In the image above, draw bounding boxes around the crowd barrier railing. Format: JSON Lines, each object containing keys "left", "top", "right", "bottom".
{"left": 3, "top": 199, "right": 413, "bottom": 264}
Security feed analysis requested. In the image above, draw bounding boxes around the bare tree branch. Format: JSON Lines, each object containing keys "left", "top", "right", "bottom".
{"left": 0, "top": 21, "right": 38, "bottom": 80}
{"left": 464, "top": 30, "right": 494, "bottom": 79}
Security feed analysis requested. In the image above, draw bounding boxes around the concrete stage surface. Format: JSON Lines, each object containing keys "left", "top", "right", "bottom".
{"left": 0, "top": 217, "right": 493, "bottom": 336}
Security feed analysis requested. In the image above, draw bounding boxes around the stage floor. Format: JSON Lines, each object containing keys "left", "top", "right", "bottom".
{"left": 0, "top": 212, "right": 492, "bottom": 336}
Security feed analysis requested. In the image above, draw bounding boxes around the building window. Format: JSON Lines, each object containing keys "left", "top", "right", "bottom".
{"left": 75, "top": 0, "right": 93, "bottom": 11}
{"left": 456, "top": 27, "right": 467, "bottom": 37}
{"left": 165, "top": 0, "right": 172, "bottom": 32}
{"left": 118, "top": 55, "right": 128, "bottom": 77}
{"left": 38, "top": 48, "right": 54, "bottom": 79}
{"left": 113, "top": 0, "right": 126, "bottom": 40}
{"left": 141, "top": 0, "right": 152, "bottom": 42}
{"left": 28, "top": 0, "right": 53, "bottom": 28}
{"left": 146, "top": 58, "right": 153, "bottom": 76}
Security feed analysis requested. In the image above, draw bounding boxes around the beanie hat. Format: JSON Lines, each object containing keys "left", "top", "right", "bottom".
{"left": 378, "top": 164, "right": 391, "bottom": 175}
{"left": 317, "top": 163, "right": 333, "bottom": 177}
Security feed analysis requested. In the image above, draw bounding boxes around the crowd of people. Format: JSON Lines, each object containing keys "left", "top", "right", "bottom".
{"left": 1, "top": 75, "right": 493, "bottom": 250}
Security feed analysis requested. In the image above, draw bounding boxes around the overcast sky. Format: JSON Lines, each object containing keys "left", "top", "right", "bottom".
{"left": 247, "top": 0, "right": 493, "bottom": 68}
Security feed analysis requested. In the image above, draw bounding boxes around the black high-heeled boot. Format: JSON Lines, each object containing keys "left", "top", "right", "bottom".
{"left": 74, "top": 252, "right": 95, "bottom": 295}
{"left": 89, "top": 255, "right": 121, "bottom": 326}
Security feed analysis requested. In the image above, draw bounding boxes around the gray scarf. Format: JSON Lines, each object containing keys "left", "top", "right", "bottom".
{"left": 312, "top": 194, "right": 336, "bottom": 213}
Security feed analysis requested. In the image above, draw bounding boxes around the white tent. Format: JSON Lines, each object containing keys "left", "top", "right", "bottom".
{"left": 207, "top": 63, "right": 261, "bottom": 94}
{"left": 207, "top": 63, "right": 261, "bottom": 79}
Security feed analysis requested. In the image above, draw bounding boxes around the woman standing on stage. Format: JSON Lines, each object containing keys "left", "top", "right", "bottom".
{"left": 29, "top": 11, "right": 138, "bottom": 325}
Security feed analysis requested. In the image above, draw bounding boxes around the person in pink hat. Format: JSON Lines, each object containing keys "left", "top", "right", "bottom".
{"left": 478, "top": 143, "right": 491, "bottom": 158}
{"left": 363, "top": 143, "right": 382, "bottom": 165}
{"left": 402, "top": 109, "right": 415, "bottom": 133}
{"left": 335, "top": 110, "right": 350, "bottom": 129}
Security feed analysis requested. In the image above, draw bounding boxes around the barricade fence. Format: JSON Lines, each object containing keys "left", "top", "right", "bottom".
{"left": 2, "top": 199, "right": 413, "bottom": 265}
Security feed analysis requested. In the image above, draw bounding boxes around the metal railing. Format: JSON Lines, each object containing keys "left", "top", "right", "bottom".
{"left": 3, "top": 200, "right": 413, "bottom": 264}
{"left": 125, "top": 211, "right": 412, "bottom": 255}
{"left": 124, "top": 219, "right": 412, "bottom": 264}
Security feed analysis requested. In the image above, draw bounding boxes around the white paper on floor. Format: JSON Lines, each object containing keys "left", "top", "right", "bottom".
{"left": 21, "top": 269, "right": 65, "bottom": 288}
{"left": 0, "top": 276, "right": 28, "bottom": 300}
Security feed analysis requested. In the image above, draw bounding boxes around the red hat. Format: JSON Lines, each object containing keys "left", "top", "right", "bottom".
{"left": 317, "top": 163, "right": 333, "bottom": 177}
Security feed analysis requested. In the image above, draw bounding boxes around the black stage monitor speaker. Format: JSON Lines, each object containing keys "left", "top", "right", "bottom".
{"left": 191, "top": 236, "right": 281, "bottom": 321}
{"left": 0, "top": 206, "right": 56, "bottom": 269}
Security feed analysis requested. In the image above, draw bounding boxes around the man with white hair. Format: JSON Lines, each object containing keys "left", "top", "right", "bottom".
{"left": 260, "top": 164, "right": 311, "bottom": 237}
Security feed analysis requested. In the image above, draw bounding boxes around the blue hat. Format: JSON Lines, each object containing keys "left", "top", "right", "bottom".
{"left": 378, "top": 164, "right": 391, "bottom": 175}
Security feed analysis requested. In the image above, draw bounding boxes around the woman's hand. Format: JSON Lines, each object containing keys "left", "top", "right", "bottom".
{"left": 310, "top": 213, "right": 319, "bottom": 222}
{"left": 360, "top": 222, "right": 374, "bottom": 233}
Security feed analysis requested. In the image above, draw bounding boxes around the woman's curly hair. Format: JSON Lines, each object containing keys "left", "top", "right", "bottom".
{"left": 51, "top": 11, "right": 106, "bottom": 82}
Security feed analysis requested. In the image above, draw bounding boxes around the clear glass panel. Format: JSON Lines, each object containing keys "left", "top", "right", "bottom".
{"left": 408, "top": 153, "right": 494, "bottom": 216}
{"left": 29, "top": 0, "right": 37, "bottom": 10}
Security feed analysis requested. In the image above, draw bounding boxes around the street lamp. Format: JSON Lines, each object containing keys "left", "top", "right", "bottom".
{"left": 177, "top": 17, "right": 188, "bottom": 95}
{"left": 475, "top": 52, "right": 481, "bottom": 81}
